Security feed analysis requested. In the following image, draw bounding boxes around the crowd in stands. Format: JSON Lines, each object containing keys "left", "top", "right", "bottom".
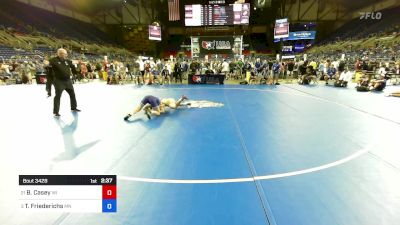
{"left": 2, "top": 50, "right": 399, "bottom": 95}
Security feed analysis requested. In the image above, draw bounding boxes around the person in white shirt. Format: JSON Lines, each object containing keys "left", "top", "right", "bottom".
{"left": 166, "top": 60, "right": 172, "bottom": 74}
{"left": 334, "top": 68, "right": 353, "bottom": 87}
{"left": 318, "top": 60, "right": 325, "bottom": 78}
{"left": 1, "top": 63, "right": 11, "bottom": 76}
{"left": 137, "top": 57, "right": 145, "bottom": 78}
{"left": 378, "top": 64, "right": 387, "bottom": 76}
{"left": 221, "top": 59, "right": 230, "bottom": 78}
{"left": 332, "top": 60, "right": 339, "bottom": 70}
{"left": 117, "top": 61, "right": 126, "bottom": 82}
{"left": 149, "top": 58, "right": 156, "bottom": 69}
{"left": 0, "top": 62, "right": 11, "bottom": 83}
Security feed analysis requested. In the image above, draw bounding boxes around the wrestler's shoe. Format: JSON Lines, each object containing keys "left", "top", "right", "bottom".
{"left": 124, "top": 114, "right": 131, "bottom": 121}
{"left": 144, "top": 109, "right": 152, "bottom": 119}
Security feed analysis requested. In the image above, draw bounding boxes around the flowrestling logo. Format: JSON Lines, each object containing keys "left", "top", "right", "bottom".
{"left": 359, "top": 12, "right": 382, "bottom": 20}
{"left": 201, "top": 41, "right": 231, "bottom": 50}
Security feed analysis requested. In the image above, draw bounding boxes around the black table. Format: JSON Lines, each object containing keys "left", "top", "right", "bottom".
{"left": 188, "top": 74, "right": 225, "bottom": 85}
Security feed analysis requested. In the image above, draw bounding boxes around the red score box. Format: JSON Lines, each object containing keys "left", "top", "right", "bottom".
{"left": 102, "top": 185, "right": 117, "bottom": 199}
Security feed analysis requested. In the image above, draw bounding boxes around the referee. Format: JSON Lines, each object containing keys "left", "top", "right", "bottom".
{"left": 49, "top": 48, "right": 80, "bottom": 117}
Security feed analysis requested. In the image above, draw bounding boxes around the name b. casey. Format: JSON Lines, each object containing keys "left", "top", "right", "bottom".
{"left": 25, "top": 190, "right": 53, "bottom": 196}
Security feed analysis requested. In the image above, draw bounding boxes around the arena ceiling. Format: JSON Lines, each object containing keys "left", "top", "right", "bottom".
{"left": 16, "top": 0, "right": 398, "bottom": 26}
{"left": 329, "top": 0, "right": 382, "bottom": 11}
{"left": 46, "top": 0, "right": 126, "bottom": 15}
{"left": 47, "top": 0, "right": 383, "bottom": 14}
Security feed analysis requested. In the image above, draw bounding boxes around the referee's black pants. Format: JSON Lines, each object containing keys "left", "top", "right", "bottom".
{"left": 46, "top": 76, "right": 53, "bottom": 96}
{"left": 53, "top": 79, "right": 77, "bottom": 114}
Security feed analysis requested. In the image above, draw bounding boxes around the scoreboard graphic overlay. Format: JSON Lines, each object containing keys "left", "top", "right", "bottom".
{"left": 19, "top": 175, "right": 117, "bottom": 213}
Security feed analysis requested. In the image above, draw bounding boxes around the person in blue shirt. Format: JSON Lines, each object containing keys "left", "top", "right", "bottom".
{"left": 324, "top": 64, "right": 337, "bottom": 85}
{"left": 318, "top": 61, "right": 325, "bottom": 78}
{"left": 272, "top": 60, "right": 280, "bottom": 85}
{"left": 255, "top": 58, "right": 262, "bottom": 74}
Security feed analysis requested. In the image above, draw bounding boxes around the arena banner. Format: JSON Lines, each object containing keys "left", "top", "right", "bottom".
{"left": 288, "top": 31, "right": 316, "bottom": 40}
{"left": 274, "top": 31, "right": 316, "bottom": 42}
{"left": 198, "top": 36, "right": 234, "bottom": 56}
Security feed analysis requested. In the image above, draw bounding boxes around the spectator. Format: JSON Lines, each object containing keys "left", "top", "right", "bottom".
{"left": 324, "top": 64, "right": 337, "bottom": 85}
{"left": 79, "top": 61, "right": 88, "bottom": 81}
{"left": 189, "top": 59, "right": 200, "bottom": 74}
{"left": 287, "top": 60, "right": 294, "bottom": 82}
{"left": 268, "top": 60, "right": 274, "bottom": 78}
{"left": 255, "top": 58, "right": 262, "bottom": 75}
{"left": 144, "top": 60, "right": 153, "bottom": 84}
{"left": 87, "top": 62, "right": 94, "bottom": 79}
{"left": 137, "top": 57, "right": 145, "bottom": 80}
{"left": 221, "top": 59, "right": 230, "bottom": 79}
{"left": 309, "top": 59, "right": 317, "bottom": 71}
{"left": 181, "top": 60, "right": 189, "bottom": 80}
{"left": 236, "top": 58, "right": 244, "bottom": 77}
{"left": 205, "top": 65, "right": 214, "bottom": 75}
{"left": 299, "top": 65, "right": 317, "bottom": 85}
{"left": 355, "top": 58, "right": 362, "bottom": 71}
{"left": 19, "top": 61, "right": 34, "bottom": 84}
{"left": 338, "top": 60, "right": 346, "bottom": 74}
{"left": 334, "top": 67, "right": 353, "bottom": 87}
{"left": 160, "top": 65, "right": 171, "bottom": 85}
{"left": 318, "top": 60, "right": 325, "bottom": 79}
{"left": 0, "top": 62, "right": 11, "bottom": 83}
{"left": 229, "top": 60, "right": 236, "bottom": 79}
{"left": 174, "top": 60, "right": 183, "bottom": 83}
{"left": 272, "top": 60, "right": 280, "bottom": 85}
{"left": 280, "top": 62, "right": 286, "bottom": 80}
{"left": 369, "top": 74, "right": 387, "bottom": 91}
{"left": 299, "top": 61, "right": 307, "bottom": 76}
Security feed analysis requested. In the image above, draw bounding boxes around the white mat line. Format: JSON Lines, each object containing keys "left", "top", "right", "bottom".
{"left": 118, "top": 147, "right": 370, "bottom": 184}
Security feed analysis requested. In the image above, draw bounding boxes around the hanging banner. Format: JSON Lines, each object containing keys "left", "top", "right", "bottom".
{"left": 199, "top": 36, "right": 234, "bottom": 56}
{"left": 274, "top": 18, "right": 289, "bottom": 39}
{"left": 233, "top": 36, "right": 243, "bottom": 56}
{"left": 148, "top": 25, "right": 162, "bottom": 41}
{"left": 274, "top": 31, "right": 317, "bottom": 42}
{"left": 191, "top": 37, "right": 200, "bottom": 58}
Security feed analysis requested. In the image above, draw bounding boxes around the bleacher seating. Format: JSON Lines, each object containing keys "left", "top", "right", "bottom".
{"left": 0, "top": 45, "right": 42, "bottom": 60}
{"left": 0, "top": 0, "right": 115, "bottom": 44}
{"left": 319, "top": 6, "right": 400, "bottom": 44}
{"left": 0, "top": 0, "right": 134, "bottom": 60}
{"left": 307, "top": 6, "right": 400, "bottom": 62}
